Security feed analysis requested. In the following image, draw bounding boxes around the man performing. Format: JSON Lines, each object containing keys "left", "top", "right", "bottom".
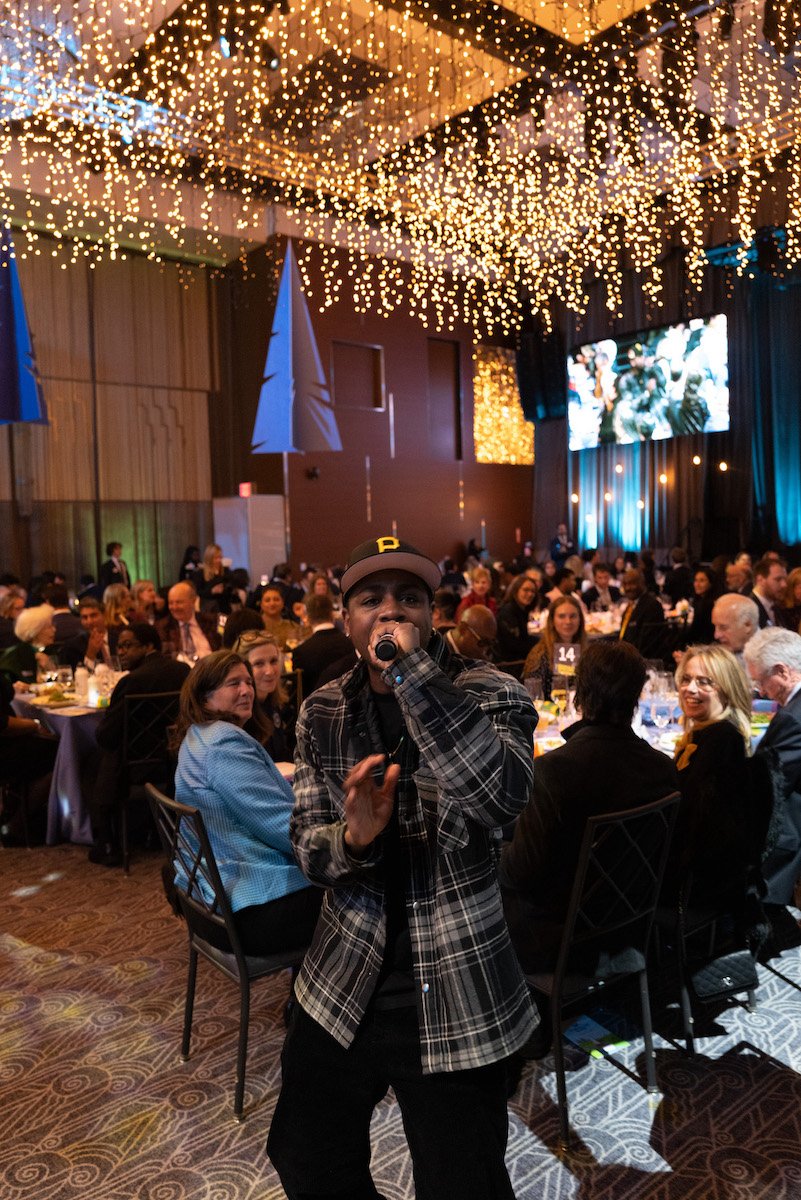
{"left": 267, "top": 536, "right": 538, "bottom": 1200}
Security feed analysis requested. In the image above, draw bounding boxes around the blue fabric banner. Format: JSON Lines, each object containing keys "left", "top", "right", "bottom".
{"left": 0, "top": 228, "right": 47, "bottom": 425}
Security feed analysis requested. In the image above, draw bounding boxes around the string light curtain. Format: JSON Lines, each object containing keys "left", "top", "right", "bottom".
{"left": 0, "top": 0, "right": 799, "bottom": 334}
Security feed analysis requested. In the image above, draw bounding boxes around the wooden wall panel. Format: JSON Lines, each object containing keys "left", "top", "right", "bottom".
{"left": 95, "top": 384, "right": 211, "bottom": 501}
{"left": 92, "top": 256, "right": 214, "bottom": 391}
{"left": 20, "top": 380, "right": 96, "bottom": 501}
{"left": 15, "top": 249, "right": 90, "bottom": 381}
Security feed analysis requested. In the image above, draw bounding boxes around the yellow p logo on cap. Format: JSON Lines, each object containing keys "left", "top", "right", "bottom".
{"left": 376, "top": 537, "right": 400, "bottom": 553}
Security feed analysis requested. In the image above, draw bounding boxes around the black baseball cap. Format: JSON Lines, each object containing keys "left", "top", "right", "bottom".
{"left": 341, "top": 537, "right": 442, "bottom": 603}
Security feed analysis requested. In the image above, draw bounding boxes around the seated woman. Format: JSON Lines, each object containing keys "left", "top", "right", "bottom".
{"left": 455, "top": 564, "right": 497, "bottom": 621}
{"left": 103, "top": 583, "right": 133, "bottom": 636}
{"left": 522, "top": 595, "right": 587, "bottom": 700}
{"left": 173, "top": 650, "right": 321, "bottom": 956}
{"left": 687, "top": 566, "right": 719, "bottom": 644}
{"left": 232, "top": 630, "right": 296, "bottom": 766}
{"left": 130, "top": 579, "right": 158, "bottom": 624}
{"left": 0, "top": 605, "right": 56, "bottom": 686}
{"left": 0, "top": 589, "right": 25, "bottom": 650}
{"left": 494, "top": 574, "right": 540, "bottom": 663}
{"left": 669, "top": 644, "right": 761, "bottom": 909}
{"left": 259, "top": 585, "right": 302, "bottom": 649}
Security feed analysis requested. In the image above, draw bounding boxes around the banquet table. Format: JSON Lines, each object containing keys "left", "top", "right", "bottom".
{"left": 12, "top": 695, "right": 103, "bottom": 845}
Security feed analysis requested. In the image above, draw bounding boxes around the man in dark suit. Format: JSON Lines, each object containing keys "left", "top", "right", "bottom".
{"left": 89, "top": 623, "right": 190, "bottom": 866}
{"left": 619, "top": 568, "right": 665, "bottom": 659}
{"left": 745, "top": 627, "right": 801, "bottom": 905}
{"left": 749, "top": 557, "right": 788, "bottom": 629}
{"left": 582, "top": 562, "right": 621, "bottom": 612}
{"left": 663, "top": 547, "right": 694, "bottom": 606}
{"left": 61, "top": 597, "right": 120, "bottom": 670}
{"left": 98, "top": 542, "right": 131, "bottom": 590}
{"left": 156, "top": 582, "right": 221, "bottom": 659}
{"left": 291, "top": 593, "right": 351, "bottom": 699}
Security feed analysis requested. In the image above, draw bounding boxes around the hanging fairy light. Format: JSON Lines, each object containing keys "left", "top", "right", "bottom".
{"left": 0, "top": 0, "right": 798, "bottom": 332}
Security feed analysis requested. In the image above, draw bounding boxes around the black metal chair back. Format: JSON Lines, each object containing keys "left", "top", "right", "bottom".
{"left": 122, "top": 691, "right": 181, "bottom": 780}
{"left": 146, "top": 784, "right": 307, "bottom": 1120}
{"left": 556, "top": 791, "right": 680, "bottom": 988}
{"left": 526, "top": 791, "right": 680, "bottom": 1149}
{"left": 117, "top": 691, "right": 181, "bottom": 873}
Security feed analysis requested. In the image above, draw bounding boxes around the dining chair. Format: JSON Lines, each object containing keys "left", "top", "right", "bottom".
{"left": 119, "top": 691, "right": 182, "bottom": 873}
{"left": 525, "top": 791, "right": 680, "bottom": 1149}
{"left": 146, "top": 784, "right": 308, "bottom": 1121}
{"left": 658, "top": 875, "right": 768, "bottom": 1056}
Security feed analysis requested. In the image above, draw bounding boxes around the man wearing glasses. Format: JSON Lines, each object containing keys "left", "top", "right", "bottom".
{"left": 744, "top": 627, "right": 801, "bottom": 906}
{"left": 444, "top": 604, "right": 497, "bottom": 662}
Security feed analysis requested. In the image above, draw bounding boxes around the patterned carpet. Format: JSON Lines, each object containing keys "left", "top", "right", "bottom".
{"left": 2, "top": 844, "right": 801, "bottom": 1200}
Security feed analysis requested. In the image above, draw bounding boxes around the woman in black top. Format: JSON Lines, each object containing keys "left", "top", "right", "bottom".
{"left": 495, "top": 575, "right": 539, "bottom": 663}
{"left": 686, "top": 566, "right": 719, "bottom": 644}
{"left": 669, "top": 643, "right": 756, "bottom": 908}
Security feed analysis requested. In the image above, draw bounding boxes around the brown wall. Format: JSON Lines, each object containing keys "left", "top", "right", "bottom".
{"left": 218, "top": 236, "right": 534, "bottom": 571}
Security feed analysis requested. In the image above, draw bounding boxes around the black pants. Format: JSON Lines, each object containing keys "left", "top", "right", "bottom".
{"left": 234, "top": 887, "right": 322, "bottom": 956}
{"left": 267, "top": 1005, "right": 515, "bottom": 1200}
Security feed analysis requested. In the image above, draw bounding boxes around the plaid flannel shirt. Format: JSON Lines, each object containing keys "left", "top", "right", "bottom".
{"left": 290, "top": 632, "right": 538, "bottom": 1074}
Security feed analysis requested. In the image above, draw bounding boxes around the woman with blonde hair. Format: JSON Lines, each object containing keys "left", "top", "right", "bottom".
{"left": 103, "top": 583, "right": 132, "bottom": 632}
{"left": 522, "top": 595, "right": 587, "bottom": 701}
{"left": 668, "top": 643, "right": 757, "bottom": 907}
{"left": 0, "top": 589, "right": 26, "bottom": 650}
{"left": 232, "top": 629, "right": 296, "bottom": 764}
{"left": 193, "top": 543, "right": 234, "bottom": 614}
{"left": 130, "top": 579, "right": 158, "bottom": 623}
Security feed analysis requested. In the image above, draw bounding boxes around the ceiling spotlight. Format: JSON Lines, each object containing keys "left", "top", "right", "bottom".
{"left": 614, "top": 463, "right": 623, "bottom": 474}
{"left": 692, "top": 454, "right": 701, "bottom": 466}
{"left": 637, "top": 499, "right": 645, "bottom": 510}
{"left": 604, "top": 491, "right": 612, "bottom": 502}
{"left": 719, "top": 461, "right": 728, "bottom": 472}
{"left": 659, "top": 473, "right": 668, "bottom": 484}
{"left": 570, "top": 492, "right": 579, "bottom": 504}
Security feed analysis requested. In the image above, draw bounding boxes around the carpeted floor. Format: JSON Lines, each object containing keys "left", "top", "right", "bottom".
{"left": 2, "top": 844, "right": 801, "bottom": 1200}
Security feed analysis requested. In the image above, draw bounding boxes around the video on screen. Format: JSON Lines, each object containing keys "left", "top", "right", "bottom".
{"left": 567, "top": 314, "right": 729, "bottom": 451}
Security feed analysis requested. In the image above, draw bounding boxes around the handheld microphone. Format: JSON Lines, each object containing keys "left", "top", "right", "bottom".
{"left": 374, "top": 633, "right": 398, "bottom": 662}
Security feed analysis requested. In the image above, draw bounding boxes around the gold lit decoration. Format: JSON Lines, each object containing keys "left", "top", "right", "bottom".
{"left": 0, "top": 0, "right": 799, "bottom": 329}
{"left": 473, "top": 345, "right": 534, "bottom": 465}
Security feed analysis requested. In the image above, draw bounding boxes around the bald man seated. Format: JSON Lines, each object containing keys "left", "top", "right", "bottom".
{"left": 156, "top": 582, "right": 221, "bottom": 660}
{"left": 445, "top": 604, "right": 497, "bottom": 662}
{"left": 712, "top": 593, "right": 759, "bottom": 665}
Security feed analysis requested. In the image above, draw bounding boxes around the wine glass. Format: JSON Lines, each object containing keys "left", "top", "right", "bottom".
{"left": 551, "top": 673, "right": 570, "bottom": 719}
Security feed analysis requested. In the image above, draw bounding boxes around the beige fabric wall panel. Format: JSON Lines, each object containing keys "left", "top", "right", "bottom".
{"left": 15, "top": 250, "right": 91, "bottom": 382}
{"left": 92, "top": 257, "right": 214, "bottom": 392}
{"left": 95, "top": 383, "right": 211, "bottom": 501}
{"left": 24, "top": 380, "right": 96, "bottom": 501}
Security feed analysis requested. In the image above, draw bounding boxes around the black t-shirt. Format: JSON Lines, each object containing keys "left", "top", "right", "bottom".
{"left": 370, "top": 691, "right": 416, "bottom": 1009}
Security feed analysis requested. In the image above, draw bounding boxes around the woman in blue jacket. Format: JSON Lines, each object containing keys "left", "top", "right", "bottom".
{"left": 173, "top": 650, "right": 321, "bottom": 954}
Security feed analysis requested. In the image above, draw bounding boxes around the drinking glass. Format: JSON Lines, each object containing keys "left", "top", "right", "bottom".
{"left": 56, "top": 666, "right": 73, "bottom": 690}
